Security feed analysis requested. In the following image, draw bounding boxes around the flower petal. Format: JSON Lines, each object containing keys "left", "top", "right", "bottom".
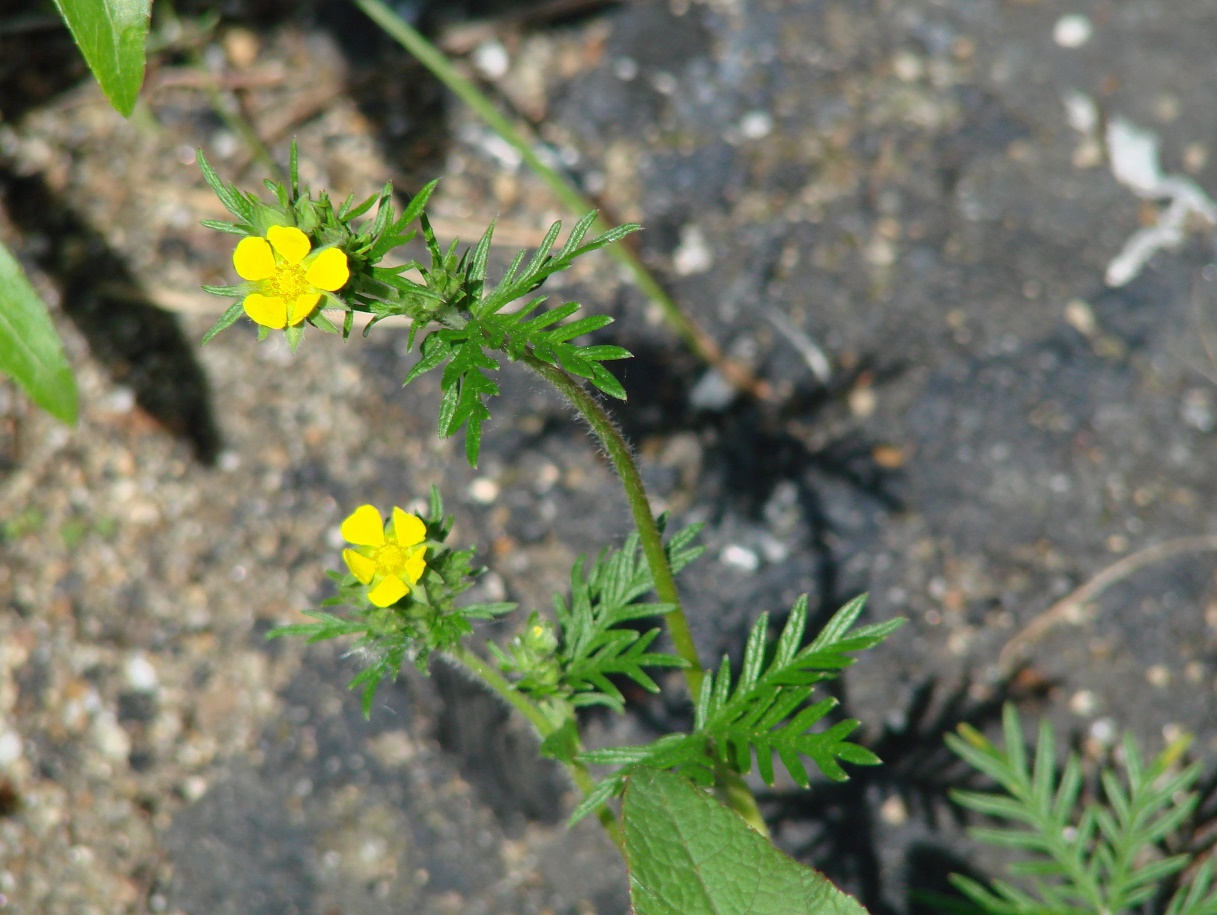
{"left": 267, "top": 225, "right": 311, "bottom": 265}
{"left": 233, "top": 237, "right": 276, "bottom": 281}
{"left": 403, "top": 547, "right": 427, "bottom": 584}
{"left": 390, "top": 509, "right": 427, "bottom": 547}
{"left": 285, "top": 292, "right": 321, "bottom": 326}
{"left": 368, "top": 576, "right": 409, "bottom": 607}
{"left": 343, "top": 548, "right": 377, "bottom": 585}
{"left": 341, "top": 505, "right": 387, "bottom": 547}
{"left": 305, "top": 248, "right": 350, "bottom": 292}
{"left": 243, "top": 293, "right": 288, "bottom": 329}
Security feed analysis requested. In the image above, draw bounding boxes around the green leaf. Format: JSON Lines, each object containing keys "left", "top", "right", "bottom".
{"left": 623, "top": 767, "right": 870, "bottom": 915}
{"left": 52, "top": 0, "right": 152, "bottom": 117}
{"left": 0, "top": 242, "right": 78, "bottom": 424}
{"left": 200, "top": 302, "right": 245, "bottom": 345}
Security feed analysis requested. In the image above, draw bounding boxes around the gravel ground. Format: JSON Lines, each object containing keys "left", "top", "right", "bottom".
{"left": 3, "top": 1, "right": 1217, "bottom": 913}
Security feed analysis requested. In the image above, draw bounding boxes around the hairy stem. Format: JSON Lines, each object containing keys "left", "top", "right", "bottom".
{"left": 446, "top": 644, "right": 624, "bottom": 851}
{"left": 350, "top": 0, "right": 770, "bottom": 401}
{"left": 522, "top": 355, "right": 770, "bottom": 836}
{"left": 521, "top": 354, "right": 703, "bottom": 693}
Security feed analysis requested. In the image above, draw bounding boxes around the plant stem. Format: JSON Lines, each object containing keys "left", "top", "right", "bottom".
{"left": 522, "top": 355, "right": 770, "bottom": 837}
{"left": 521, "top": 354, "right": 703, "bottom": 694}
{"left": 446, "top": 643, "right": 625, "bottom": 851}
{"left": 350, "top": 0, "right": 771, "bottom": 401}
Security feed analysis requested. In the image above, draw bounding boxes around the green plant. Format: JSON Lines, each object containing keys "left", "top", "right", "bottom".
{"left": 198, "top": 143, "right": 900, "bottom": 909}
{"left": 945, "top": 704, "right": 1217, "bottom": 915}
{"left": 0, "top": 0, "right": 154, "bottom": 426}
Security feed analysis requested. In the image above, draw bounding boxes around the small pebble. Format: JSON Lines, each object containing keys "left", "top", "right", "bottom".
{"left": 0, "top": 730, "right": 22, "bottom": 767}
{"left": 123, "top": 653, "right": 159, "bottom": 693}
{"left": 673, "top": 224, "right": 712, "bottom": 276}
{"left": 1053, "top": 14, "right": 1093, "bottom": 48}
{"left": 879, "top": 794, "right": 908, "bottom": 826}
{"left": 1089, "top": 717, "right": 1116, "bottom": 745}
{"left": 689, "top": 369, "right": 736, "bottom": 411}
{"left": 612, "top": 57, "right": 639, "bottom": 81}
{"left": 468, "top": 478, "right": 500, "bottom": 504}
{"left": 1145, "top": 664, "right": 1171, "bottom": 688}
{"left": 1069, "top": 688, "right": 1096, "bottom": 715}
{"left": 720, "top": 544, "right": 759, "bottom": 572}
{"left": 472, "top": 41, "right": 510, "bottom": 79}
{"left": 738, "top": 110, "right": 774, "bottom": 140}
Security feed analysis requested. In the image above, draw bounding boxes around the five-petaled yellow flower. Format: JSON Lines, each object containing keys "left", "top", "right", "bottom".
{"left": 233, "top": 225, "right": 349, "bottom": 329}
{"left": 341, "top": 505, "right": 428, "bottom": 608}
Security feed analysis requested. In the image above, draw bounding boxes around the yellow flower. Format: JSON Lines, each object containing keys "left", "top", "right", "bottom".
{"left": 341, "top": 504, "right": 428, "bottom": 608}
{"left": 233, "top": 225, "right": 349, "bottom": 329}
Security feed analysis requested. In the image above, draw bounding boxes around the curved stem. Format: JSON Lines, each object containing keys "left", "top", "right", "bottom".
{"left": 522, "top": 355, "right": 770, "bottom": 837}
{"left": 521, "top": 354, "right": 703, "bottom": 697}
{"left": 445, "top": 643, "right": 624, "bottom": 852}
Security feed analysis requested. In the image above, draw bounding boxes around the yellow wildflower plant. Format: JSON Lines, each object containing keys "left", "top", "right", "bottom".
{"left": 233, "top": 225, "right": 350, "bottom": 329}
{"left": 341, "top": 504, "right": 428, "bottom": 608}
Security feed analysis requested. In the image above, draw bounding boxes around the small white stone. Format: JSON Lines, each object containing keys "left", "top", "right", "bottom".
{"left": 1145, "top": 664, "right": 1171, "bottom": 688}
{"left": 0, "top": 730, "right": 22, "bottom": 767}
{"left": 720, "top": 544, "right": 760, "bottom": 572}
{"left": 472, "top": 40, "right": 510, "bottom": 79}
{"left": 1064, "top": 299, "right": 1096, "bottom": 336}
{"left": 689, "top": 368, "right": 736, "bottom": 411}
{"left": 613, "top": 57, "right": 639, "bottom": 81}
{"left": 651, "top": 71, "right": 678, "bottom": 95}
{"left": 1069, "top": 689, "right": 1096, "bottom": 715}
{"left": 673, "top": 225, "right": 713, "bottom": 276}
{"left": 124, "top": 653, "right": 159, "bottom": 692}
{"left": 92, "top": 711, "right": 131, "bottom": 762}
{"left": 101, "top": 386, "right": 136, "bottom": 414}
{"left": 1053, "top": 14, "right": 1093, "bottom": 48}
{"left": 468, "top": 477, "right": 500, "bottom": 504}
{"left": 892, "top": 50, "right": 923, "bottom": 82}
{"left": 182, "top": 776, "right": 209, "bottom": 802}
{"left": 738, "top": 110, "right": 774, "bottom": 140}
{"left": 1089, "top": 717, "right": 1116, "bottom": 745}
{"left": 879, "top": 794, "right": 908, "bottom": 825}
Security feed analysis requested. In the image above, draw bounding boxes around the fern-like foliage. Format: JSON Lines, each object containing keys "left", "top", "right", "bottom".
{"left": 945, "top": 704, "right": 1217, "bottom": 915}
{"left": 492, "top": 519, "right": 702, "bottom": 727}
{"left": 268, "top": 487, "right": 513, "bottom": 717}
{"left": 556, "top": 520, "right": 703, "bottom": 709}
{"left": 571, "top": 594, "right": 904, "bottom": 825}
{"left": 402, "top": 211, "right": 639, "bottom": 466}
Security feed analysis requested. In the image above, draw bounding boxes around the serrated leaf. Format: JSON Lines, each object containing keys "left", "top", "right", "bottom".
{"left": 624, "top": 767, "right": 870, "bottom": 915}
{"left": 53, "top": 0, "right": 151, "bottom": 116}
{"left": 0, "top": 241, "right": 78, "bottom": 424}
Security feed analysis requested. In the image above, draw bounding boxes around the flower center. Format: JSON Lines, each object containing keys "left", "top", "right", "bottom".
{"left": 265, "top": 263, "right": 310, "bottom": 301}
{"left": 373, "top": 543, "right": 408, "bottom": 576}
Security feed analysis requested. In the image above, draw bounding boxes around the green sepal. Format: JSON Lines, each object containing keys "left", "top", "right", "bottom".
{"left": 201, "top": 302, "right": 245, "bottom": 345}
{"left": 539, "top": 718, "right": 580, "bottom": 764}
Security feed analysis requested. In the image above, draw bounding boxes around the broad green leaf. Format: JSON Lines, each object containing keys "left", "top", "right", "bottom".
{"left": 52, "top": 0, "right": 152, "bottom": 116}
{"left": 623, "top": 767, "right": 870, "bottom": 915}
{"left": 0, "top": 242, "right": 78, "bottom": 424}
